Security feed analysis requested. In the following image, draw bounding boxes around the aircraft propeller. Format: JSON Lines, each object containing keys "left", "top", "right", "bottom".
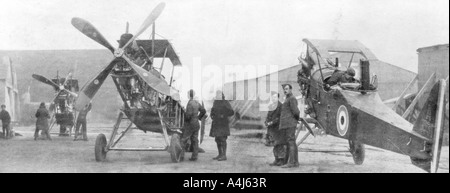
{"left": 32, "top": 71, "right": 79, "bottom": 102}
{"left": 32, "top": 74, "right": 60, "bottom": 90}
{"left": 71, "top": 18, "right": 115, "bottom": 53}
{"left": 71, "top": 2, "right": 168, "bottom": 111}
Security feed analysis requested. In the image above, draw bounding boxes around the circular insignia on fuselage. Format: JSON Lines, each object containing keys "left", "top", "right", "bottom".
{"left": 94, "top": 79, "right": 99, "bottom": 85}
{"left": 143, "top": 72, "right": 148, "bottom": 77}
{"left": 336, "top": 105, "right": 349, "bottom": 137}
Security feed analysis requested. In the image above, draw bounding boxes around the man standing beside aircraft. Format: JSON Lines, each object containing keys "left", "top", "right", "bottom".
{"left": 181, "top": 90, "right": 206, "bottom": 161}
{"left": 265, "top": 92, "right": 286, "bottom": 166}
{"left": 210, "top": 90, "right": 234, "bottom": 161}
{"left": 74, "top": 103, "right": 92, "bottom": 141}
{"left": 35, "top": 102, "right": 51, "bottom": 140}
{"left": 279, "top": 84, "right": 300, "bottom": 168}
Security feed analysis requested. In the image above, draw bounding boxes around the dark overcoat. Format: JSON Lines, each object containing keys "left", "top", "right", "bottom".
{"left": 265, "top": 101, "right": 282, "bottom": 131}
{"left": 209, "top": 100, "right": 234, "bottom": 137}
{"left": 36, "top": 107, "right": 50, "bottom": 131}
{"left": 0, "top": 110, "right": 11, "bottom": 127}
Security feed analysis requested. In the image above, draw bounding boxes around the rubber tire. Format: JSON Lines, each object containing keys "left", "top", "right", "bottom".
{"left": 170, "top": 133, "right": 183, "bottom": 163}
{"left": 349, "top": 140, "right": 365, "bottom": 165}
{"left": 95, "top": 134, "right": 107, "bottom": 162}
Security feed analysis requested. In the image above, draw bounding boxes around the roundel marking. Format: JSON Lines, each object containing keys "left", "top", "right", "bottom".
{"left": 94, "top": 79, "right": 99, "bottom": 85}
{"left": 336, "top": 105, "right": 349, "bottom": 136}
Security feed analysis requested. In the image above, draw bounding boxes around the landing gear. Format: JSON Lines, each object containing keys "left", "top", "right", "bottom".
{"left": 296, "top": 117, "right": 318, "bottom": 147}
{"left": 95, "top": 133, "right": 108, "bottom": 162}
{"left": 349, "top": 140, "right": 365, "bottom": 165}
{"left": 169, "top": 133, "right": 183, "bottom": 163}
{"left": 93, "top": 112, "right": 184, "bottom": 163}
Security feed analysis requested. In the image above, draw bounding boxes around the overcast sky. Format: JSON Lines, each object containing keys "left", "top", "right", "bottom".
{"left": 1, "top": 0, "right": 449, "bottom": 74}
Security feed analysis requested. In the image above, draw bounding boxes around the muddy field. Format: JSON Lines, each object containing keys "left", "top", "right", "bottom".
{"left": 0, "top": 123, "right": 448, "bottom": 173}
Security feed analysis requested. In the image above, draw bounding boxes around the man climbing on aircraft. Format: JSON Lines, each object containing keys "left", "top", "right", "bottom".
{"left": 327, "top": 67, "right": 357, "bottom": 86}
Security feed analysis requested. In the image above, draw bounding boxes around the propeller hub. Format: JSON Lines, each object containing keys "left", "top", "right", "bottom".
{"left": 114, "top": 49, "right": 124, "bottom": 58}
{"left": 59, "top": 85, "right": 65, "bottom": 90}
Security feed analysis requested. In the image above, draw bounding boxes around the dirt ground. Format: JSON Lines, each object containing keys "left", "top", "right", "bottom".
{"left": 0, "top": 123, "right": 448, "bottom": 173}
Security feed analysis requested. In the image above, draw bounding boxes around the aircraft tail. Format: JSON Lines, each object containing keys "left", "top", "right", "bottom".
{"left": 409, "top": 79, "right": 446, "bottom": 173}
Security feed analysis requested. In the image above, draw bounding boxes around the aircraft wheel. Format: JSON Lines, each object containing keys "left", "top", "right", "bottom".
{"left": 170, "top": 133, "right": 183, "bottom": 163}
{"left": 349, "top": 140, "right": 365, "bottom": 165}
{"left": 95, "top": 134, "right": 108, "bottom": 162}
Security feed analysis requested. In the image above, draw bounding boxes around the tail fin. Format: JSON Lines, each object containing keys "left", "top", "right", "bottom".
{"left": 410, "top": 79, "right": 446, "bottom": 173}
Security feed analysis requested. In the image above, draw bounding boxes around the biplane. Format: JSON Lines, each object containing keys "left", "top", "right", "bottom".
{"left": 296, "top": 39, "right": 446, "bottom": 173}
{"left": 71, "top": 2, "right": 190, "bottom": 162}
{"left": 32, "top": 71, "right": 79, "bottom": 136}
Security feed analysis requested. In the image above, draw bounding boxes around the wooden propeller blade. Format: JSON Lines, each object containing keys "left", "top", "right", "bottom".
{"left": 122, "top": 55, "right": 174, "bottom": 97}
{"left": 71, "top": 17, "right": 115, "bottom": 53}
{"left": 121, "top": 2, "right": 166, "bottom": 49}
{"left": 32, "top": 74, "right": 59, "bottom": 89}
{"left": 64, "top": 89, "right": 78, "bottom": 98}
{"left": 74, "top": 59, "right": 116, "bottom": 111}
{"left": 62, "top": 71, "right": 73, "bottom": 86}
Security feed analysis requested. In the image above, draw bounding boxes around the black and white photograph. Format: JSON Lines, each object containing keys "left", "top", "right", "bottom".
{"left": 0, "top": 0, "right": 448, "bottom": 174}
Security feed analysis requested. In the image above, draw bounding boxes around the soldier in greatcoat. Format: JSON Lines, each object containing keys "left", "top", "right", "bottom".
{"left": 210, "top": 90, "right": 234, "bottom": 161}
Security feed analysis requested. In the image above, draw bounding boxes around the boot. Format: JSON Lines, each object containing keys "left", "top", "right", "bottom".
{"left": 189, "top": 156, "right": 198, "bottom": 161}
{"left": 277, "top": 159, "right": 285, "bottom": 166}
{"left": 189, "top": 140, "right": 199, "bottom": 161}
{"left": 83, "top": 133, "right": 88, "bottom": 141}
{"left": 34, "top": 129, "right": 39, "bottom": 141}
{"left": 180, "top": 150, "right": 185, "bottom": 162}
{"left": 217, "top": 142, "right": 227, "bottom": 161}
{"left": 213, "top": 143, "right": 221, "bottom": 160}
{"left": 281, "top": 162, "right": 299, "bottom": 168}
{"left": 283, "top": 145, "right": 289, "bottom": 165}
{"left": 282, "top": 142, "right": 299, "bottom": 168}
{"left": 269, "top": 158, "right": 280, "bottom": 166}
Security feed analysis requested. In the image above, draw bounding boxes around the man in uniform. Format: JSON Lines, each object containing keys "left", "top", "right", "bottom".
{"left": 209, "top": 90, "right": 234, "bottom": 161}
{"left": 74, "top": 103, "right": 92, "bottom": 141}
{"left": 279, "top": 84, "right": 300, "bottom": 168}
{"left": 181, "top": 90, "right": 206, "bottom": 161}
{"left": 265, "top": 92, "right": 286, "bottom": 166}
{"left": 327, "top": 67, "right": 357, "bottom": 86}
{"left": 0, "top": 104, "right": 11, "bottom": 139}
{"left": 35, "top": 102, "right": 51, "bottom": 140}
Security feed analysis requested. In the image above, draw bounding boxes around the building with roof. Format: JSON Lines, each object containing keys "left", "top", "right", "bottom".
{"left": 417, "top": 44, "right": 448, "bottom": 88}
{"left": 0, "top": 56, "right": 20, "bottom": 122}
{"left": 0, "top": 49, "right": 120, "bottom": 124}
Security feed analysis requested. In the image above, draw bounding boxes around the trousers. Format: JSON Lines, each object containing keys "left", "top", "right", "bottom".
{"left": 181, "top": 128, "right": 199, "bottom": 159}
